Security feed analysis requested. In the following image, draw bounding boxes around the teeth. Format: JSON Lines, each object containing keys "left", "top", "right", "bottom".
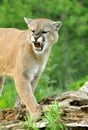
{"left": 34, "top": 42, "right": 43, "bottom": 51}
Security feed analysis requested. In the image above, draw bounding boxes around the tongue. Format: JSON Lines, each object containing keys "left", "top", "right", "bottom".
{"left": 35, "top": 47, "right": 42, "bottom": 51}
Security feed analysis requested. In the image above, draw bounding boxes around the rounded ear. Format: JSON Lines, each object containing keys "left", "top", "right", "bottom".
{"left": 24, "top": 17, "right": 32, "bottom": 24}
{"left": 53, "top": 21, "right": 62, "bottom": 31}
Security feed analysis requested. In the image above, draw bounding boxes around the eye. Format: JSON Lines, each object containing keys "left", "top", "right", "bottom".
{"left": 42, "top": 31, "right": 47, "bottom": 34}
{"left": 31, "top": 30, "right": 35, "bottom": 33}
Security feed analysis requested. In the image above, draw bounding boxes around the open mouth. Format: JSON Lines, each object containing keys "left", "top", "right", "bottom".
{"left": 34, "top": 42, "right": 43, "bottom": 51}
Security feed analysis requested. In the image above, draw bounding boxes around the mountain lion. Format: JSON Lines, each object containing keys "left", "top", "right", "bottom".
{"left": 0, "top": 18, "right": 62, "bottom": 120}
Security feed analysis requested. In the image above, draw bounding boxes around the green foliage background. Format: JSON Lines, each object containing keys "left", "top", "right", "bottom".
{"left": 0, "top": 0, "right": 88, "bottom": 108}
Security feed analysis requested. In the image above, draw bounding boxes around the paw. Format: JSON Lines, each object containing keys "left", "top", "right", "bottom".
{"left": 30, "top": 105, "right": 42, "bottom": 121}
{"left": 14, "top": 96, "right": 23, "bottom": 108}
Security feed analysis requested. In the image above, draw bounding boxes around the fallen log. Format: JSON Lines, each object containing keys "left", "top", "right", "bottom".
{"left": 0, "top": 82, "right": 88, "bottom": 130}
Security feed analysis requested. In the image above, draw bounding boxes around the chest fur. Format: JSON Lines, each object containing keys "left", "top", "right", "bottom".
{"left": 28, "top": 61, "right": 45, "bottom": 82}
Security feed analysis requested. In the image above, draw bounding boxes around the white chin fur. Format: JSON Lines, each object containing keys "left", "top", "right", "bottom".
{"left": 35, "top": 50, "right": 44, "bottom": 54}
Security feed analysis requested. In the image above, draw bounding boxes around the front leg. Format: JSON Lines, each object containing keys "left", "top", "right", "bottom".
{"left": 0, "top": 76, "right": 4, "bottom": 96}
{"left": 14, "top": 73, "right": 42, "bottom": 121}
{"left": 31, "top": 74, "right": 40, "bottom": 92}
{"left": 15, "top": 73, "right": 40, "bottom": 109}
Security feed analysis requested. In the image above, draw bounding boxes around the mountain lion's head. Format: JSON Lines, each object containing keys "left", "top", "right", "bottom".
{"left": 24, "top": 18, "right": 62, "bottom": 54}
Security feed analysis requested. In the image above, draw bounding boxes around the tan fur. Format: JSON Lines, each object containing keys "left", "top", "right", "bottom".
{"left": 0, "top": 18, "right": 62, "bottom": 120}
